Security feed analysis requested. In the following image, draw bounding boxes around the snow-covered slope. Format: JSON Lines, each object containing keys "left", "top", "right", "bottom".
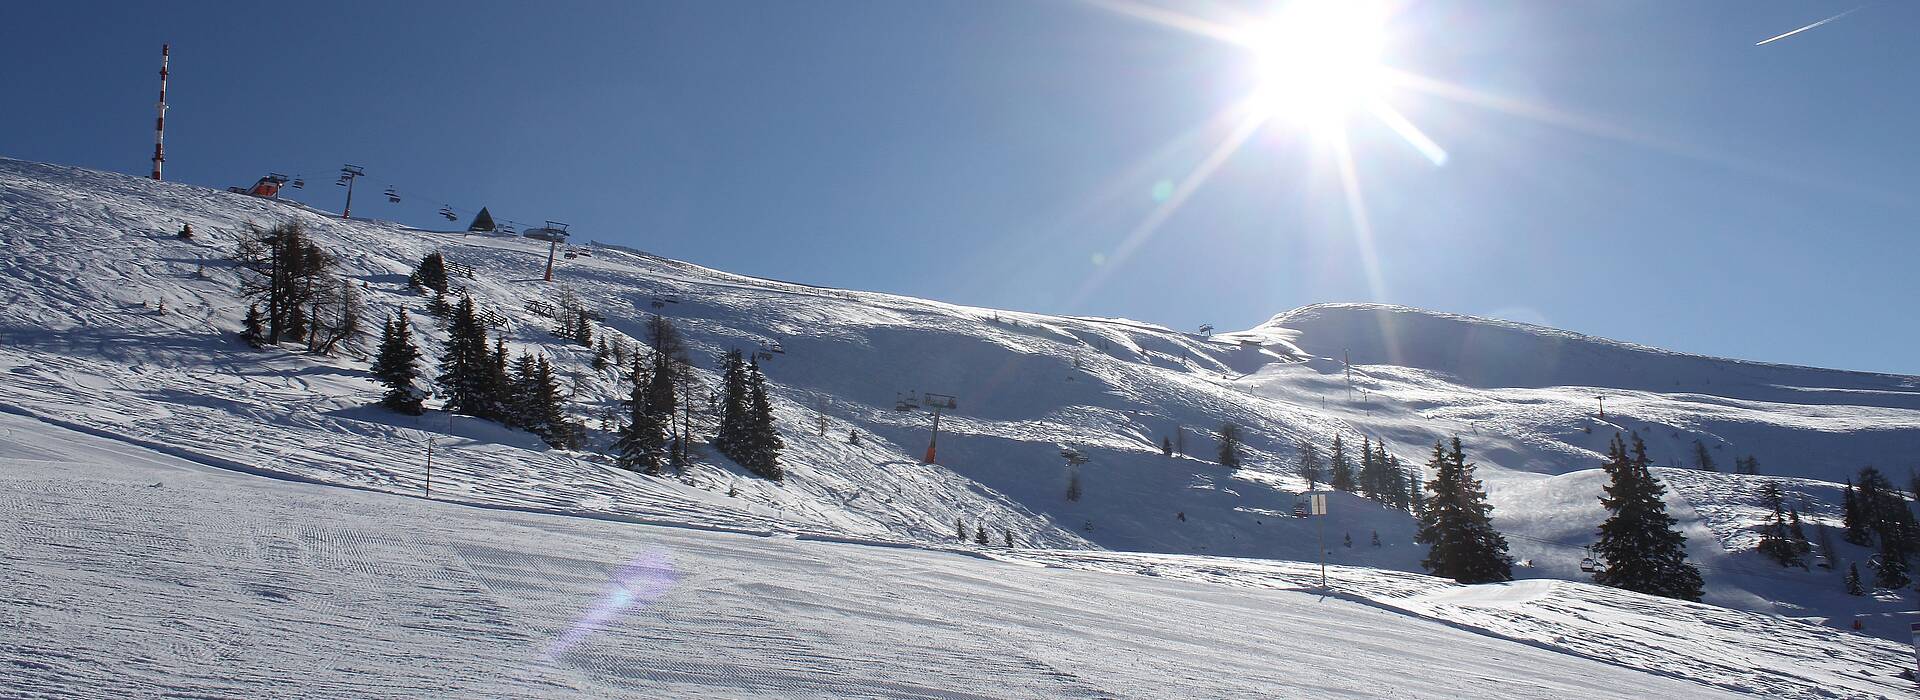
{"left": 3, "top": 156, "right": 1919, "bottom": 677}
{"left": 6, "top": 408, "right": 1913, "bottom": 698}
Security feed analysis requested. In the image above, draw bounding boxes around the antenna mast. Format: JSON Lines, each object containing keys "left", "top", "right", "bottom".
{"left": 151, "top": 44, "right": 169, "bottom": 180}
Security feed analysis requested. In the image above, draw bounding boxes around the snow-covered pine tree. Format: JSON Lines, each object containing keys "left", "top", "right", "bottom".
{"left": 488, "top": 337, "right": 512, "bottom": 422}
{"left": 1845, "top": 563, "right": 1865, "bottom": 595}
{"left": 1329, "top": 435, "right": 1356, "bottom": 492}
{"left": 593, "top": 338, "right": 610, "bottom": 371}
{"left": 409, "top": 252, "right": 449, "bottom": 294}
{"left": 1415, "top": 437, "right": 1512, "bottom": 584}
{"left": 1003, "top": 530, "right": 1014, "bottom": 547}
{"left": 1216, "top": 423, "right": 1243, "bottom": 468}
{"left": 436, "top": 297, "right": 495, "bottom": 418}
{"left": 1756, "top": 481, "right": 1802, "bottom": 567}
{"left": 527, "top": 356, "right": 569, "bottom": 448}
{"left": 614, "top": 356, "right": 665, "bottom": 474}
{"left": 975, "top": 523, "right": 989, "bottom": 546}
{"left": 370, "top": 310, "right": 424, "bottom": 415}
{"left": 1593, "top": 433, "right": 1704, "bottom": 601}
{"left": 1786, "top": 507, "right": 1812, "bottom": 567}
{"left": 712, "top": 349, "right": 750, "bottom": 461}
{"left": 1357, "top": 436, "right": 1383, "bottom": 502}
{"left": 507, "top": 352, "right": 539, "bottom": 429}
{"left": 741, "top": 360, "right": 784, "bottom": 480}
{"left": 1296, "top": 441, "right": 1322, "bottom": 490}
{"left": 1874, "top": 536, "right": 1912, "bottom": 589}
{"left": 1842, "top": 479, "right": 1869, "bottom": 545}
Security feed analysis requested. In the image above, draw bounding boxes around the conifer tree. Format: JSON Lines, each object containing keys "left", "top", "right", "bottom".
{"left": 1756, "top": 481, "right": 1803, "bottom": 568}
{"left": 713, "top": 349, "right": 751, "bottom": 460}
{"left": 593, "top": 339, "right": 611, "bottom": 371}
{"left": 1003, "top": 530, "right": 1014, "bottom": 547}
{"left": 1296, "top": 441, "right": 1323, "bottom": 490}
{"left": 956, "top": 517, "right": 968, "bottom": 541}
{"left": 1845, "top": 563, "right": 1865, "bottom": 596}
{"left": 1691, "top": 439, "right": 1716, "bottom": 471}
{"left": 436, "top": 297, "right": 495, "bottom": 418}
{"left": 1842, "top": 479, "right": 1869, "bottom": 545}
{"left": 1329, "top": 435, "right": 1356, "bottom": 492}
{"left": 508, "top": 352, "right": 539, "bottom": 429}
{"left": 1217, "top": 423, "right": 1243, "bottom": 468}
{"left": 615, "top": 356, "right": 665, "bottom": 474}
{"left": 1357, "top": 436, "right": 1381, "bottom": 501}
{"left": 741, "top": 360, "right": 784, "bottom": 480}
{"left": 1786, "top": 507, "right": 1812, "bottom": 568}
{"left": 1875, "top": 536, "right": 1912, "bottom": 589}
{"left": 489, "top": 337, "right": 512, "bottom": 422}
{"left": 370, "top": 310, "right": 424, "bottom": 415}
{"left": 1162, "top": 436, "right": 1173, "bottom": 458}
{"left": 512, "top": 356, "right": 568, "bottom": 447}
{"left": 241, "top": 304, "right": 267, "bottom": 348}
{"left": 1416, "top": 437, "right": 1513, "bottom": 584}
{"left": 1593, "top": 433, "right": 1704, "bottom": 601}
{"left": 975, "top": 523, "right": 990, "bottom": 546}
{"left": 409, "top": 252, "right": 449, "bottom": 294}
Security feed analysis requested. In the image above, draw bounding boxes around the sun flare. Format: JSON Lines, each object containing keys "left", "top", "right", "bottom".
{"left": 1238, "top": 2, "right": 1392, "bottom": 129}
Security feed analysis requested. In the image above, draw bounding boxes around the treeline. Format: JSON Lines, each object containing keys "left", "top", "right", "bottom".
{"left": 238, "top": 236, "right": 783, "bottom": 480}
{"left": 1291, "top": 434, "right": 1423, "bottom": 512}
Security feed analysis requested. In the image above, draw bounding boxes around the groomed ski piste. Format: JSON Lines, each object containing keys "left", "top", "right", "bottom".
{"left": 2, "top": 156, "right": 1917, "bottom": 697}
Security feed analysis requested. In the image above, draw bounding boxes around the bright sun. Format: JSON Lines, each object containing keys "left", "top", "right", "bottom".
{"left": 1240, "top": 2, "right": 1391, "bottom": 129}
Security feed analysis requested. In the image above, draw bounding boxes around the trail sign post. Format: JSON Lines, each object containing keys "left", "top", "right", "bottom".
{"left": 1311, "top": 493, "right": 1329, "bottom": 588}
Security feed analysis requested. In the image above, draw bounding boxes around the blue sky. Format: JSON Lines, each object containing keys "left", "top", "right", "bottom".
{"left": 3, "top": 1, "right": 1915, "bottom": 374}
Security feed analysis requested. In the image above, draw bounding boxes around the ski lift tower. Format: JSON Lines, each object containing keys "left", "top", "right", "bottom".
{"left": 921, "top": 392, "right": 958, "bottom": 464}
{"left": 524, "top": 221, "right": 571, "bottom": 281}
{"left": 336, "top": 165, "right": 365, "bottom": 218}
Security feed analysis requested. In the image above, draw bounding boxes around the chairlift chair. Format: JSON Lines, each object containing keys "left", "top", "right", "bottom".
{"left": 924, "top": 393, "right": 957, "bottom": 411}
{"left": 894, "top": 392, "right": 920, "bottom": 412}
{"left": 384, "top": 186, "right": 401, "bottom": 204}
{"left": 439, "top": 205, "right": 457, "bottom": 221}
{"left": 1579, "top": 557, "right": 1598, "bottom": 573}
{"left": 291, "top": 176, "right": 305, "bottom": 189}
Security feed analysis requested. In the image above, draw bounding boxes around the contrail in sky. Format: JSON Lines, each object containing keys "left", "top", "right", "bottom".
{"left": 1755, "top": 6, "right": 1866, "bottom": 46}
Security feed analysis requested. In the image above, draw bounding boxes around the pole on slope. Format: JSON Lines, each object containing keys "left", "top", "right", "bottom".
{"left": 923, "top": 405, "right": 941, "bottom": 464}
{"left": 338, "top": 165, "right": 365, "bottom": 218}
{"left": 151, "top": 44, "right": 168, "bottom": 181}
{"left": 1596, "top": 395, "right": 1606, "bottom": 419}
{"left": 1311, "top": 492, "right": 1329, "bottom": 588}
{"left": 544, "top": 239, "right": 558, "bottom": 282}
{"left": 424, "top": 436, "right": 433, "bottom": 499}
{"left": 1344, "top": 348, "right": 1353, "bottom": 402}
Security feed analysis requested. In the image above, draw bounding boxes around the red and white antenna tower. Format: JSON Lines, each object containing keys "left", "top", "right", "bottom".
{"left": 150, "top": 44, "right": 169, "bottom": 181}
